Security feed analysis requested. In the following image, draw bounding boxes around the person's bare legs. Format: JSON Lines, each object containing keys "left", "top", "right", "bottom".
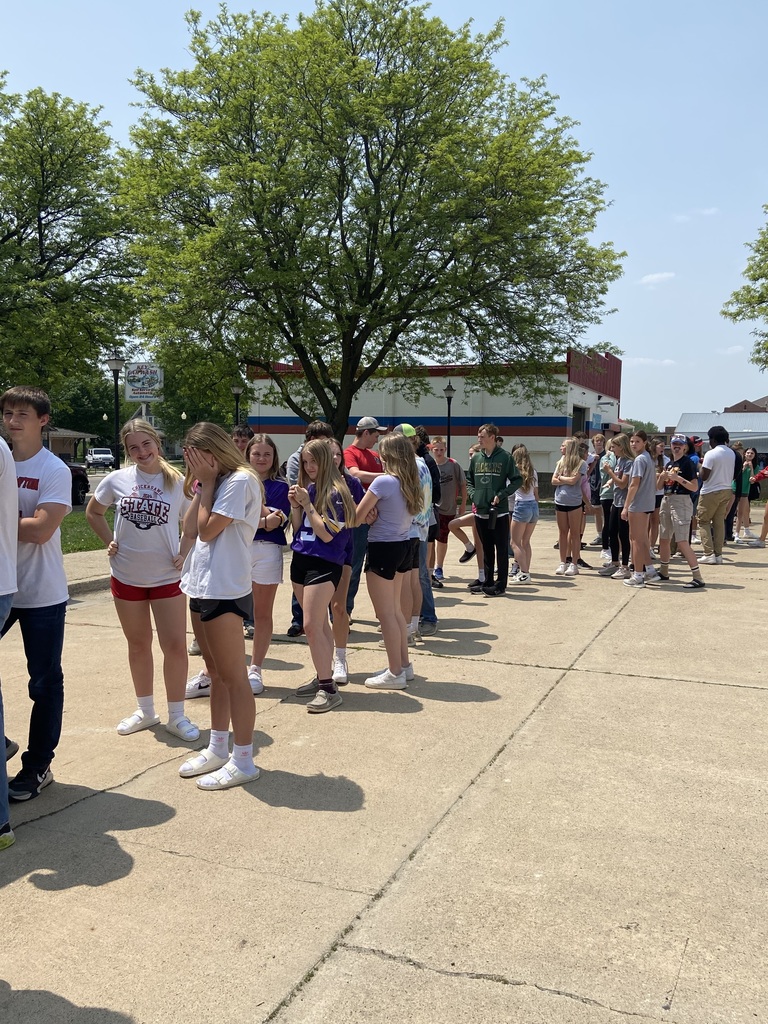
{"left": 366, "top": 571, "right": 406, "bottom": 674}
{"left": 251, "top": 582, "right": 278, "bottom": 669}
{"left": 114, "top": 599, "right": 155, "bottom": 699}
{"left": 150, "top": 594, "right": 188, "bottom": 702}
{"left": 296, "top": 581, "right": 336, "bottom": 682}
{"left": 200, "top": 612, "right": 255, "bottom": 746}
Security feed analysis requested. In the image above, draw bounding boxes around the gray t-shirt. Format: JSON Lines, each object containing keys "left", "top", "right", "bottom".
{"left": 367, "top": 474, "right": 412, "bottom": 542}
{"left": 612, "top": 457, "right": 633, "bottom": 508}
{"left": 628, "top": 451, "right": 656, "bottom": 513}
{"left": 554, "top": 460, "right": 587, "bottom": 506}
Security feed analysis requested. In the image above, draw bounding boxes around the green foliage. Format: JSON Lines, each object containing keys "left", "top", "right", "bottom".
{"left": 123, "top": 0, "right": 623, "bottom": 437}
{"left": 0, "top": 80, "right": 137, "bottom": 392}
{"left": 624, "top": 417, "right": 660, "bottom": 435}
{"left": 722, "top": 204, "right": 768, "bottom": 368}
{"left": 61, "top": 507, "right": 114, "bottom": 555}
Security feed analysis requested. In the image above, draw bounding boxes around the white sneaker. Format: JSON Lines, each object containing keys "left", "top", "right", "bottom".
{"left": 564, "top": 562, "right": 578, "bottom": 576}
{"left": 697, "top": 553, "right": 722, "bottom": 565}
{"left": 332, "top": 656, "right": 348, "bottom": 685}
{"left": 611, "top": 566, "right": 631, "bottom": 579}
{"left": 402, "top": 662, "right": 415, "bottom": 681}
{"left": 744, "top": 528, "right": 757, "bottom": 539}
{"left": 509, "top": 572, "right": 530, "bottom": 584}
{"left": 591, "top": 536, "right": 602, "bottom": 545}
{"left": 185, "top": 670, "right": 212, "bottom": 699}
{"left": 600, "top": 549, "right": 612, "bottom": 562}
{"left": 555, "top": 562, "right": 567, "bottom": 575}
{"left": 248, "top": 664, "right": 264, "bottom": 695}
{"left": 598, "top": 563, "right": 618, "bottom": 576}
{"left": 691, "top": 533, "right": 700, "bottom": 544}
{"left": 187, "top": 637, "right": 201, "bottom": 656}
{"left": 364, "top": 668, "right": 408, "bottom": 689}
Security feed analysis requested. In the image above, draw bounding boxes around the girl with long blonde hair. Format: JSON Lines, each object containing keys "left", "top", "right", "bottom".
{"left": 290, "top": 439, "right": 356, "bottom": 712}
{"left": 86, "top": 419, "right": 199, "bottom": 742}
{"left": 552, "top": 437, "right": 588, "bottom": 576}
{"left": 177, "top": 422, "right": 264, "bottom": 790}
{"left": 509, "top": 445, "right": 539, "bottom": 583}
{"left": 355, "top": 433, "right": 423, "bottom": 689}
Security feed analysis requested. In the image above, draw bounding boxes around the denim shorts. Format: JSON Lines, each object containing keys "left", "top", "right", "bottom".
{"left": 512, "top": 501, "right": 539, "bottom": 524}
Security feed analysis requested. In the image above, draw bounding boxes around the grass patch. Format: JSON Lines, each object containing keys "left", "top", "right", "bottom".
{"left": 61, "top": 509, "right": 114, "bottom": 555}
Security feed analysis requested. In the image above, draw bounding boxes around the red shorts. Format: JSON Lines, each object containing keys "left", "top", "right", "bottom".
{"left": 111, "top": 578, "right": 182, "bottom": 602}
{"left": 437, "top": 513, "right": 454, "bottom": 544}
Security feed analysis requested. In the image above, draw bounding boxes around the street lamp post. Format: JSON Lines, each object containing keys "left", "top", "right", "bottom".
{"left": 105, "top": 348, "right": 126, "bottom": 469}
{"left": 231, "top": 384, "right": 244, "bottom": 426}
{"left": 443, "top": 381, "right": 456, "bottom": 457}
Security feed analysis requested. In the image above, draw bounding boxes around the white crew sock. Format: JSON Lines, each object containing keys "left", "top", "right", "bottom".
{"left": 232, "top": 742, "right": 257, "bottom": 774}
{"left": 137, "top": 695, "right": 156, "bottom": 718}
{"left": 167, "top": 700, "right": 185, "bottom": 721}
{"left": 209, "top": 729, "right": 230, "bottom": 758}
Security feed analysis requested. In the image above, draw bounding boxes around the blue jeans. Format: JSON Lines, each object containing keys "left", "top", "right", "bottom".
{"left": 290, "top": 592, "right": 304, "bottom": 630}
{"left": 0, "top": 593, "right": 15, "bottom": 826}
{"left": 418, "top": 539, "right": 437, "bottom": 623}
{"left": 1, "top": 601, "right": 67, "bottom": 771}
{"left": 346, "top": 523, "right": 370, "bottom": 615}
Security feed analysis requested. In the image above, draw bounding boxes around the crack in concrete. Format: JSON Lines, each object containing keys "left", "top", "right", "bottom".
{"left": 661, "top": 936, "right": 689, "bottom": 1012}
{"left": 331, "top": 943, "right": 677, "bottom": 1021}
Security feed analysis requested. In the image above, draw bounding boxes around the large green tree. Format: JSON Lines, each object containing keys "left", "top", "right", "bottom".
{"left": 0, "top": 80, "right": 137, "bottom": 392}
{"left": 722, "top": 204, "right": 768, "bottom": 368}
{"left": 124, "top": 0, "right": 623, "bottom": 437}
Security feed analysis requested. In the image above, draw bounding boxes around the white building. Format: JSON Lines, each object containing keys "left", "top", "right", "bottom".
{"left": 245, "top": 351, "right": 623, "bottom": 472}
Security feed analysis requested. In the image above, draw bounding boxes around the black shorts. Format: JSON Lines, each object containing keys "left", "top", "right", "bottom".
{"left": 189, "top": 594, "right": 252, "bottom": 623}
{"left": 427, "top": 522, "right": 439, "bottom": 542}
{"left": 655, "top": 494, "right": 663, "bottom": 509}
{"left": 290, "top": 551, "right": 343, "bottom": 589}
{"left": 555, "top": 502, "right": 582, "bottom": 513}
{"left": 365, "top": 540, "right": 412, "bottom": 580}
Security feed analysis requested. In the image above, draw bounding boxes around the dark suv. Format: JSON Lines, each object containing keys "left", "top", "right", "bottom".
{"left": 68, "top": 462, "right": 90, "bottom": 506}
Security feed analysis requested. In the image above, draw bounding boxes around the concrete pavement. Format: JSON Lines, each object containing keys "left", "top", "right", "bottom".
{"left": 1, "top": 520, "right": 766, "bottom": 1023}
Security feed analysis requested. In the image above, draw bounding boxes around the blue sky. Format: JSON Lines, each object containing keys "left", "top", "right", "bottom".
{"left": 3, "top": 0, "right": 768, "bottom": 429}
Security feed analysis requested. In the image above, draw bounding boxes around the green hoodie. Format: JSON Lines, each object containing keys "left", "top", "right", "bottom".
{"left": 467, "top": 447, "right": 522, "bottom": 515}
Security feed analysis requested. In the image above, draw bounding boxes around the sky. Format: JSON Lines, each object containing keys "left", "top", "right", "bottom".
{"left": 3, "top": 0, "right": 768, "bottom": 430}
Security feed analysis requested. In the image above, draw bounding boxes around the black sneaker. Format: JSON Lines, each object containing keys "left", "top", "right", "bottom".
{"left": 458, "top": 546, "right": 475, "bottom": 564}
{"left": 430, "top": 575, "right": 444, "bottom": 589}
{"left": 576, "top": 558, "right": 593, "bottom": 569}
{"left": 8, "top": 765, "right": 54, "bottom": 802}
{"left": 467, "top": 578, "right": 482, "bottom": 590}
{"left": 482, "top": 584, "right": 505, "bottom": 597}
{"left": 5, "top": 737, "right": 19, "bottom": 762}
{"left": 286, "top": 623, "right": 303, "bottom": 638}
{"left": 468, "top": 582, "right": 485, "bottom": 594}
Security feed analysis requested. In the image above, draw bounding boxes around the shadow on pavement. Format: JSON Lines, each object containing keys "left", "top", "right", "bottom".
{"left": 0, "top": 789, "right": 174, "bottom": 892}
{"left": 247, "top": 769, "right": 365, "bottom": 811}
{"left": 0, "top": 982, "right": 134, "bottom": 1024}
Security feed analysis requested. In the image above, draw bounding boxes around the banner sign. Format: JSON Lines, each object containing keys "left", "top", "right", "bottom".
{"left": 125, "top": 364, "right": 164, "bottom": 402}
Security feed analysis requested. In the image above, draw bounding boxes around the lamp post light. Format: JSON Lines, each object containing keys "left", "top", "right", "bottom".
{"left": 105, "top": 348, "right": 126, "bottom": 469}
{"left": 443, "top": 380, "right": 456, "bottom": 457}
{"left": 231, "top": 384, "right": 244, "bottom": 426}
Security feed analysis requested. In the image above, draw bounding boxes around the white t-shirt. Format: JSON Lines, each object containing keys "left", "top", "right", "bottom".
{"left": 0, "top": 438, "right": 18, "bottom": 598}
{"left": 181, "top": 470, "right": 262, "bottom": 600}
{"left": 14, "top": 447, "right": 71, "bottom": 608}
{"left": 514, "top": 470, "right": 538, "bottom": 503}
{"left": 94, "top": 466, "right": 188, "bottom": 588}
{"left": 700, "top": 445, "right": 736, "bottom": 495}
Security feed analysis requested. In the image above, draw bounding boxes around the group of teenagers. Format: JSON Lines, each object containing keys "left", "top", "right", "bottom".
{"left": 0, "top": 397, "right": 754, "bottom": 836}
{"left": 554, "top": 425, "right": 755, "bottom": 589}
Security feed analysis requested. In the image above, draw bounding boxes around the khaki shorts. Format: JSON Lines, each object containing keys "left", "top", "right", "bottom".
{"left": 659, "top": 494, "right": 693, "bottom": 542}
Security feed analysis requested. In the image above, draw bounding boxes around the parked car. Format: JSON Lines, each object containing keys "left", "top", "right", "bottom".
{"left": 86, "top": 447, "right": 115, "bottom": 469}
{"left": 69, "top": 463, "right": 91, "bottom": 506}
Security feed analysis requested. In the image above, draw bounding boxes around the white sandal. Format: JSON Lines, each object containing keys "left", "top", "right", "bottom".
{"left": 117, "top": 711, "right": 160, "bottom": 736}
{"left": 179, "top": 748, "right": 229, "bottom": 778}
{"left": 166, "top": 716, "right": 200, "bottom": 742}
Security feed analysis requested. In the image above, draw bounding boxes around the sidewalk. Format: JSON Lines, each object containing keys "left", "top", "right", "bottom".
{"left": 1, "top": 520, "right": 766, "bottom": 1023}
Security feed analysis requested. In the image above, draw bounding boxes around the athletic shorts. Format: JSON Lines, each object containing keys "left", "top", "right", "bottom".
{"left": 437, "top": 512, "right": 454, "bottom": 543}
{"left": 512, "top": 502, "right": 539, "bottom": 524}
{"left": 251, "top": 540, "right": 284, "bottom": 586}
{"left": 655, "top": 494, "right": 663, "bottom": 509}
{"left": 111, "top": 578, "right": 182, "bottom": 602}
{"left": 290, "top": 551, "right": 343, "bottom": 589}
{"left": 554, "top": 502, "right": 582, "bottom": 514}
{"left": 427, "top": 522, "right": 439, "bottom": 543}
{"left": 188, "top": 594, "right": 252, "bottom": 622}
{"left": 659, "top": 494, "right": 693, "bottom": 542}
{"left": 365, "top": 540, "right": 412, "bottom": 580}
